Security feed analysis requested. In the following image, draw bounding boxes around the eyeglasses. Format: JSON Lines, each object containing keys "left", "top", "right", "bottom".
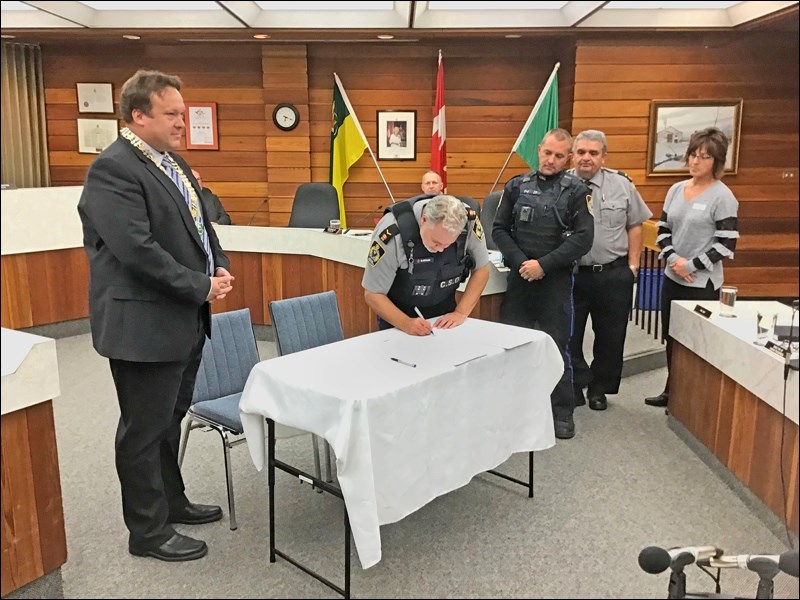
{"left": 688, "top": 153, "right": 713, "bottom": 161}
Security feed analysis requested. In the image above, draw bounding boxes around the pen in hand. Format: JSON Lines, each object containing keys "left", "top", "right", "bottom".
{"left": 413, "top": 306, "right": 434, "bottom": 335}
{"left": 390, "top": 357, "right": 417, "bottom": 368}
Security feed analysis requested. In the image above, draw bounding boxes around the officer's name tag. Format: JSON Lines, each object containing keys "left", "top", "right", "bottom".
{"left": 694, "top": 304, "right": 712, "bottom": 318}
{"left": 691, "top": 203, "right": 707, "bottom": 211}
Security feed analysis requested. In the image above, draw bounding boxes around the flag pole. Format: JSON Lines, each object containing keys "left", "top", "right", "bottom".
{"left": 489, "top": 62, "right": 561, "bottom": 194}
{"left": 333, "top": 74, "right": 395, "bottom": 204}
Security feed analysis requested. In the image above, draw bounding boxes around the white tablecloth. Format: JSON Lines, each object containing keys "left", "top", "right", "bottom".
{"left": 239, "top": 318, "right": 562, "bottom": 568}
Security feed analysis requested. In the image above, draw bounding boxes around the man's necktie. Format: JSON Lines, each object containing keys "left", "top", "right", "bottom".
{"left": 161, "top": 154, "right": 214, "bottom": 275}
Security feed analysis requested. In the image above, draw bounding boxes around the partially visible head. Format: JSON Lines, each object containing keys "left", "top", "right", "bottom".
{"left": 537, "top": 128, "right": 573, "bottom": 176}
{"left": 421, "top": 170, "right": 444, "bottom": 195}
{"left": 191, "top": 169, "right": 203, "bottom": 186}
{"left": 572, "top": 130, "right": 607, "bottom": 180}
{"left": 684, "top": 127, "right": 729, "bottom": 179}
{"left": 120, "top": 69, "right": 185, "bottom": 153}
{"left": 420, "top": 194, "right": 467, "bottom": 253}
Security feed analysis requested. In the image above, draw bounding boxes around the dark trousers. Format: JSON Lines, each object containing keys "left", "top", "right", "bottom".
{"left": 660, "top": 276, "right": 717, "bottom": 393}
{"left": 109, "top": 325, "right": 206, "bottom": 549}
{"left": 500, "top": 269, "right": 574, "bottom": 419}
{"left": 570, "top": 264, "right": 635, "bottom": 395}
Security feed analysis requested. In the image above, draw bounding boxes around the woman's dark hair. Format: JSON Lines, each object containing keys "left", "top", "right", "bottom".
{"left": 684, "top": 127, "right": 729, "bottom": 179}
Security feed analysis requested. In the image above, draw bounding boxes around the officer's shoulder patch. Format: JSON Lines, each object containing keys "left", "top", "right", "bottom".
{"left": 378, "top": 223, "right": 399, "bottom": 244}
{"left": 367, "top": 241, "right": 385, "bottom": 267}
{"left": 586, "top": 194, "right": 594, "bottom": 216}
{"left": 472, "top": 217, "right": 484, "bottom": 240}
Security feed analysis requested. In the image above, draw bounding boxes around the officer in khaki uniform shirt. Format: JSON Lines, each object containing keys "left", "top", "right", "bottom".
{"left": 568, "top": 130, "right": 653, "bottom": 411}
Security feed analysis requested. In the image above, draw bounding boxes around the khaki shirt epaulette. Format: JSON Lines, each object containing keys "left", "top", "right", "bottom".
{"left": 603, "top": 167, "right": 633, "bottom": 182}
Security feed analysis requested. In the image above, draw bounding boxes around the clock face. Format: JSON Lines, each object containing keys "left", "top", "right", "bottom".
{"left": 273, "top": 103, "right": 299, "bottom": 131}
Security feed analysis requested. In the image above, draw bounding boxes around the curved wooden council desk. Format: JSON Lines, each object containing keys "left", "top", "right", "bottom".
{"left": 1, "top": 329, "right": 66, "bottom": 596}
{"left": 1, "top": 187, "right": 507, "bottom": 336}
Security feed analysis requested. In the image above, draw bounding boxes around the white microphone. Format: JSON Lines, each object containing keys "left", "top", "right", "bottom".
{"left": 638, "top": 545, "right": 722, "bottom": 574}
{"left": 701, "top": 549, "right": 799, "bottom": 577}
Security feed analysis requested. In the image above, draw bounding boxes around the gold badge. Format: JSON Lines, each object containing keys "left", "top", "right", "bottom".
{"left": 473, "top": 218, "right": 484, "bottom": 240}
{"left": 368, "top": 241, "right": 385, "bottom": 266}
{"left": 586, "top": 194, "right": 593, "bottom": 216}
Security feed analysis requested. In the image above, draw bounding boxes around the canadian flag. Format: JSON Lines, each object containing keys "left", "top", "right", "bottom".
{"left": 431, "top": 49, "right": 447, "bottom": 193}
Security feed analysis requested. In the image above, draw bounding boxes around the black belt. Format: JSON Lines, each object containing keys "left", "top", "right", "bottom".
{"left": 577, "top": 256, "right": 628, "bottom": 272}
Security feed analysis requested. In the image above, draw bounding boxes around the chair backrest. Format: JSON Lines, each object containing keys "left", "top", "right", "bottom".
{"left": 456, "top": 195, "right": 481, "bottom": 219}
{"left": 192, "top": 308, "right": 260, "bottom": 404}
{"left": 481, "top": 191, "right": 502, "bottom": 251}
{"left": 268, "top": 291, "right": 344, "bottom": 356}
{"left": 288, "top": 183, "right": 340, "bottom": 228}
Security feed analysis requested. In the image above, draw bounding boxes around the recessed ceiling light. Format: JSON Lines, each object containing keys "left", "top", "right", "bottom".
{"left": 505, "top": 34, "right": 522, "bottom": 39}
{"left": 253, "top": 34, "right": 270, "bottom": 39}
{"left": 377, "top": 34, "right": 394, "bottom": 40}
{"left": 2, "top": 35, "right": 17, "bottom": 39}
{"left": 122, "top": 34, "right": 141, "bottom": 40}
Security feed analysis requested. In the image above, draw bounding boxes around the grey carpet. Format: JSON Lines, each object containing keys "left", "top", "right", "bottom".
{"left": 6, "top": 331, "right": 798, "bottom": 599}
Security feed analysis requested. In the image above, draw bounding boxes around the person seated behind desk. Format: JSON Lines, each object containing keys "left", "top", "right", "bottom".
{"left": 362, "top": 194, "right": 489, "bottom": 336}
{"left": 191, "top": 169, "right": 231, "bottom": 225}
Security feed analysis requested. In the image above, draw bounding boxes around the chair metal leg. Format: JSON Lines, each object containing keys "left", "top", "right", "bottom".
{"left": 324, "top": 441, "right": 333, "bottom": 482}
{"left": 178, "top": 416, "right": 195, "bottom": 467}
{"left": 221, "top": 431, "right": 238, "bottom": 531}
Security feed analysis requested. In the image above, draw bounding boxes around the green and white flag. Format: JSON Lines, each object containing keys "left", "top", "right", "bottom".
{"left": 513, "top": 64, "right": 560, "bottom": 171}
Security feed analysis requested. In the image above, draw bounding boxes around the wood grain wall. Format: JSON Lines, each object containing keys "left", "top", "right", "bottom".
{"left": 36, "top": 31, "right": 797, "bottom": 298}
{"left": 572, "top": 34, "right": 799, "bottom": 298}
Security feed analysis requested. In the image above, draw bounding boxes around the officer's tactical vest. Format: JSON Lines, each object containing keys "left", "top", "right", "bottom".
{"left": 383, "top": 196, "right": 476, "bottom": 317}
{"left": 509, "top": 174, "right": 579, "bottom": 259}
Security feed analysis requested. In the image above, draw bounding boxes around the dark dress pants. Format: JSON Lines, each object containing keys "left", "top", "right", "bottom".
{"left": 109, "top": 323, "right": 206, "bottom": 549}
{"left": 500, "top": 269, "right": 575, "bottom": 419}
{"left": 570, "top": 265, "right": 635, "bottom": 395}
{"left": 660, "top": 276, "right": 717, "bottom": 393}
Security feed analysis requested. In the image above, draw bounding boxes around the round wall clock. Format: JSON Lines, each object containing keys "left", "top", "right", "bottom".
{"left": 272, "top": 103, "right": 300, "bottom": 131}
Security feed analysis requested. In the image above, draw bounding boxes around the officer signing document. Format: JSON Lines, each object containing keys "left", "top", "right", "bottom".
{"left": 362, "top": 194, "right": 490, "bottom": 336}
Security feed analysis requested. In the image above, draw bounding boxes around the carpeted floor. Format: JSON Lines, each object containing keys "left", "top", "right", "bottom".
{"left": 5, "top": 328, "right": 798, "bottom": 599}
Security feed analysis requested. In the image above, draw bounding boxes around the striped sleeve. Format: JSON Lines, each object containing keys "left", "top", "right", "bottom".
{"left": 656, "top": 211, "right": 675, "bottom": 261}
{"left": 692, "top": 216, "right": 739, "bottom": 270}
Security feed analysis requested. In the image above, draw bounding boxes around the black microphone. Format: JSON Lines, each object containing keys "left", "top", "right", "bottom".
{"left": 638, "top": 545, "right": 723, "bottom": 574}
{"left": 701, "top": 549, "right": 799, "bottom": 577}
{"left": 246, "top": 197, "right": 269, "bottom": 226}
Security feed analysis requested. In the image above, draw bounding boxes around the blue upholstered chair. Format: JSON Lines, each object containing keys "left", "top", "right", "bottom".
{"left": 288, "top": 183, "right": 340, "bottom": 228}
{"left": 178, "top": 308, "right": 260, "bottom": 531}
{"left": 268, "top": 291, "right": 345, "bottom": 483}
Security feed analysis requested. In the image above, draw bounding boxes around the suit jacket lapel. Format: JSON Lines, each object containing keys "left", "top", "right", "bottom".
{"left": 120, "top": 139, "right": 206, "bottom": 253}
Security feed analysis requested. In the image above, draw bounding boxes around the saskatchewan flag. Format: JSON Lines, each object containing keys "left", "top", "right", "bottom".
{"left": 512, "top": 64, "right": 560, "bottom": 171}
{"left": 330, "top": 73, "right": 368, "bottom": 228}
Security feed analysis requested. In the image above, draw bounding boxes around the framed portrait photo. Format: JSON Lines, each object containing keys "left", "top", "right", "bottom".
{"left": 377, "top": 110, "right": 416, "bottom": 161}
{"left": 647, "top": 99, "right": 743, "bottom": 176}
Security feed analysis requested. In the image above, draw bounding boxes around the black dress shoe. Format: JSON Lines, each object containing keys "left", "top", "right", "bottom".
{"left": 554, "top": 415, "right": 576, "bottom": 439}
{"left": 169, "top": 502, "right": 223, "bottom": 525}
{"left": 574, "top": 387, "right": 586, "bottom": 407}
{"left": 588, "top": 393, "right": 607, "bottom": 411}
{"left": 645, "top": 392, "right": 669, "bottom": 407}
{"left": 130, "top": 533, "right": 208, "bottom": 562}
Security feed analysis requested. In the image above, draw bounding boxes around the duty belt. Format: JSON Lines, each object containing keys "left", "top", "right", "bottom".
{"left": 577, "top": 256, "right": 628, "bottom": 272}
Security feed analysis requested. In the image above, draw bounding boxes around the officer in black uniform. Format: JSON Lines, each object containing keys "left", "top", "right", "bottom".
{"left": 362, "top": 194, "right": 489, "bottom": 335}
{"left": 492, "top": 128, "right": 594, "bottom": 440}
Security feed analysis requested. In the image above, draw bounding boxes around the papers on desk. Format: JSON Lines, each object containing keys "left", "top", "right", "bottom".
{"left": 383, "top": 317, "right": 538, "bottom": 368}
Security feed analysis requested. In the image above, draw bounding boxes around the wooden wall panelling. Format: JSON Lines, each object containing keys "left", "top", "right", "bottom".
{"left": 571, "top": 33, "right": 799, "bottom": 299}
{"left": 26, "top": 249, "right": 88, "bottom": 326}
{"left": 211, "top": 252, "right": 265, "bottom": 324}
{"left": 262, "top": 45, "right": 311, "bottom": 228}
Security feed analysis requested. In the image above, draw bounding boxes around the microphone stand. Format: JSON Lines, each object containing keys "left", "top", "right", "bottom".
{"left": 667, "top": 553, "right": 694, "bottom": 599}
{"left": 748, "top": 557, "right": 780, "bottom": 600}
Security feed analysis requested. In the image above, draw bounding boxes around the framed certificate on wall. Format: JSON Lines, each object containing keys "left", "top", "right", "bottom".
{"left": 185, "top": 102, "right": 219, "bottom": 150}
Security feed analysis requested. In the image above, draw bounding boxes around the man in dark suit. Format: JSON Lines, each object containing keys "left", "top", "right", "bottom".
{"left": 78, "top": 70, "right": 235, "bottom": 562}
{"left": 191, "top": 169, "right": 232, "bottom": 225}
